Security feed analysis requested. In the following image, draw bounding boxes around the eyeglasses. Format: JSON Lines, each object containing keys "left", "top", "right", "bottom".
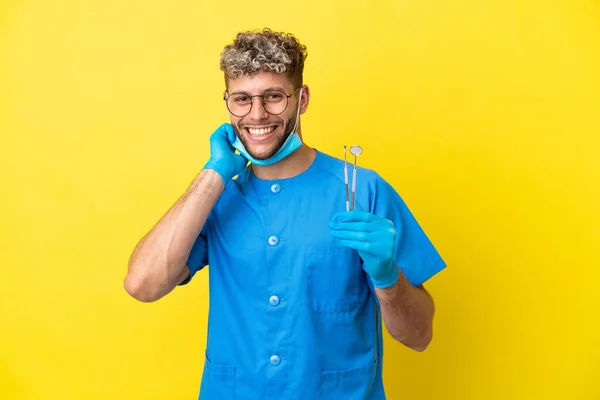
{"left": 223, "top": 86, "right": 302, "bottom": 117}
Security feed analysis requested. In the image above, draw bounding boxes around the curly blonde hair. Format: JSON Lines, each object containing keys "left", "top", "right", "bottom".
{"left": 220, "top": 28, "right": 308, "bottom": 88}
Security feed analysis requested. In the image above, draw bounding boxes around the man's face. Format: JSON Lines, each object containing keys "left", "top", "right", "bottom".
{"left": 225, "top": 70, "right": 305, "bottom": 160}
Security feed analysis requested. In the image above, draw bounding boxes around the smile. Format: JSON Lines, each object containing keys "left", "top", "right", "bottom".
{"left": 245, "top": 125, "right": 278, "bottom": 138}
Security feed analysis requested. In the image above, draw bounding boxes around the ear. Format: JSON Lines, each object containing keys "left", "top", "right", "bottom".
{"left": 299, "top": 85, "right": 310, "bottom": 115}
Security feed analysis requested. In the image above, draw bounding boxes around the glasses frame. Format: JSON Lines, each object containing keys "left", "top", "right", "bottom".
{"left": 223, "top": 86, "right": 302, "bottom": 117}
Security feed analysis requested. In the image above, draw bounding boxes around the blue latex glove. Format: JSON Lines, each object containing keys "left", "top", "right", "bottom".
{"left": 329, "top": 211, "right": 399, "bottom": 289}
{"left": 203, "top": 123, "right": 248, "bottom": 184}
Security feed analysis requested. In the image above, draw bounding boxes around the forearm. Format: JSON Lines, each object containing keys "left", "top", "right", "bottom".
{"left": 375, "top": 269, "right": 435, "bottom": 352}
{"left": 124, "top": 168, "right": 224, "bottom": 302}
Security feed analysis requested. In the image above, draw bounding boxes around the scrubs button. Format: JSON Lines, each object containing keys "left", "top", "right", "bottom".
{"left": 270, "top": 355, "right": 281, "bottom": 366}
{"left": 268, "top": 236, "right": 279, "bottom": 246}
{"left": 269, "top": 295, "right": 280, "bottom": 306}
{"left": 271, "top": 183, "right": 281, "bottom": 193}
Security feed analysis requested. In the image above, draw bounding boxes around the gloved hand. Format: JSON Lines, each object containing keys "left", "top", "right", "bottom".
{"left": 203, "top": 123, "right": 248, "bottom": 184}
{"left": 329, "top": 211, "right": 399, "bottom": 289}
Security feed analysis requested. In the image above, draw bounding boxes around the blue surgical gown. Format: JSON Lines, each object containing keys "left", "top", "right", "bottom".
{"left": 181, "top": 149, "right": 446, "bottom": 400}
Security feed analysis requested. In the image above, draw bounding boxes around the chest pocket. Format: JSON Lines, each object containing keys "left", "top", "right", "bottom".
{"left": 305, "top": 245, "right": 362, "bottom": 313}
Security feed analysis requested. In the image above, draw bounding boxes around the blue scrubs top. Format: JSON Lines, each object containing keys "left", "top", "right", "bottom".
{"left": 181, "top": 149, "right": 446, "bottom": 400}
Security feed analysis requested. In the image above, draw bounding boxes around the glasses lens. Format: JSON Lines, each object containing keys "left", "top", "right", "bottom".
{"left": 263, "top": 91, "right": 288, "bottom": 115}
{"left": 227, "top": 93, "right": 252, "bottom": 117}
{"left": 226, "top": 91, "right": 290, "bottom": 116}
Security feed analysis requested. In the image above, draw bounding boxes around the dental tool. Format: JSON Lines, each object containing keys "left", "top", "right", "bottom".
{"left": 349, "top": 145, "right": 363, "bottom": 211}
{"left": 344, "top": 146, "right": 350, "bottom": 212}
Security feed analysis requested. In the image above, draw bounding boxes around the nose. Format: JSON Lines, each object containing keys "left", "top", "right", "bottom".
{"left": 246, "top": 96, "right": 269, "bottom": 121}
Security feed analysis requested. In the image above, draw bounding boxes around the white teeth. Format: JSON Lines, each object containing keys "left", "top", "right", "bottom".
{"left": 247, "top": 126, "right": 276, "bottom": 137}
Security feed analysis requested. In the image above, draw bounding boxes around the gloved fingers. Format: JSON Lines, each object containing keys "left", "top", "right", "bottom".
{"left": 223, "top": 123, "right": 236, "bottom": 143}
{"left": 329, "top": 221, "right": 374, "bottom": 233}
{"left": 337, "top": 239, "right": 377, "bottom": 255}
{"left": 213, "top": 123, "right": 234, "bottom": 142}
{"left": 330, "top": 229, "right": 370, "bottom": 242}
{"left": 331, "top": 211, "right": 376, "bottom": 223}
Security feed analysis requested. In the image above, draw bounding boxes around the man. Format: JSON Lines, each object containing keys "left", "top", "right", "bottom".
{"left": 125, "top": 28, "right": 446, "bottom": 400}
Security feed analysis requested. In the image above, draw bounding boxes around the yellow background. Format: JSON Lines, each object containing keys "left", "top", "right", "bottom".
{"left": 1, "top": 0, "right": 599, "bottom": 399}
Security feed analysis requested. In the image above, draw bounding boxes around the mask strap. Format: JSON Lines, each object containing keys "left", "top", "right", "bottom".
{"left": 291, "top": 87, "right": 303, "bottom": 133}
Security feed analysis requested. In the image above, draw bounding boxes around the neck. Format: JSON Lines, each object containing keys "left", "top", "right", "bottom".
{"left": 251, "top": 144, "right": 316, "bottom": 180}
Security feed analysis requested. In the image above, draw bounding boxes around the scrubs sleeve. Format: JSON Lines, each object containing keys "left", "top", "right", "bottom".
{"left": 178, "top": 223, "right": 210, "bottom": 286}
{"left": 370, "top": 174, "right": 446, "bottom": 288}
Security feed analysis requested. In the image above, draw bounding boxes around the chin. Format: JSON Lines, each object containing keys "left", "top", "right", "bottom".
{"left": 247, "top": 146, "right": 278, "bottom": 161}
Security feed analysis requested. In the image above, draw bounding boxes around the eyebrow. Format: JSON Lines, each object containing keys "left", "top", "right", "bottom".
{"left": 230, "top": 86, "right": 289, "bottom": 94}
{"left": 265, "top": 86, "right": 287, "bottom": 92}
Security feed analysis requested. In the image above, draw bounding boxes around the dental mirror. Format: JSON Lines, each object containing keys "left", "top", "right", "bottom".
{"left": 349, "top": 146, "right": 363, "bottom": 157}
